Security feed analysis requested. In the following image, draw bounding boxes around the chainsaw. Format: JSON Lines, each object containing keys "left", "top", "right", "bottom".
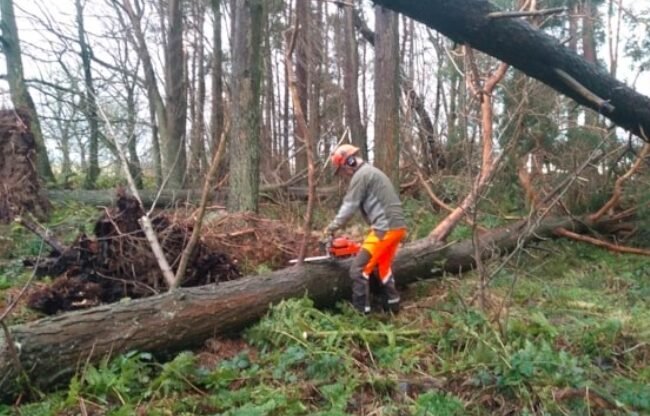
{"left": 289, "top": 236, "right": 361, "bottom": 264}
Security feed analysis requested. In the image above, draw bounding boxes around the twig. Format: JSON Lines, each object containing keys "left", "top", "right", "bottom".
{"left": 0, "top": 240, "right": 45, "bottom": 395}
{"left": 174, "top": 124, "right": 229, "bottom": 284}
{"left": 1, "top": 321, "right": 25, "bottom": 382}
{"left": 14, "top": 215, "right": 66, "bottom": 254}
{"left": 555, "top": 227, "right": 650, "bottom": 256}
{"left": 555, "top": 68, "right": 615, "bottom": 114}
{"left": 488, "top": 7, "right": 567, "bottom": 19}
{"left": 590, "top": 142, "right": 650, "bottom": 221}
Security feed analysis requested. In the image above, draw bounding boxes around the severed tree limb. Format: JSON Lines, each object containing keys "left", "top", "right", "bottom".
{"left": 555, "top": 68, "right": 615, "bottom": 113}
{"left": 429, "top": 47, "right": 509, "bottom": 242}
{"left": 555, "top": 227, "right": 650, "bottom": 256}
{"left": 370, "top": 0, "right": 650, "bottom": 140}
{"left": 487, "top": 7, "right": 567, "bottom": 20}
{"left": 415, "top": 170, "right": 453, "bottom": 213}
{"left": 13, "top": 216, "right": 66, "bottom": 254}
{"left": 413, "top": 165, "right": 486, "bottom": 231}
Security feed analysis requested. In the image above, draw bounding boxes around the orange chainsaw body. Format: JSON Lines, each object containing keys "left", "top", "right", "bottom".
{"left": 328, "top": 236, "right": 361, "bottom": 258}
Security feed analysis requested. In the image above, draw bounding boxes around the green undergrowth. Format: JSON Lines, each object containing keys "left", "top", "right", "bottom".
{"left": 2, "top": 199, "right": 649, "bottom": 414}
{"left": 4, "top": 239, "right": 649, "bottom": 415}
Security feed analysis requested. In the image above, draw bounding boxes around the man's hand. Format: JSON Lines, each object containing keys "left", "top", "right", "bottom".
{"left": 321, "top": 226, "right": 334, "bottom": 241}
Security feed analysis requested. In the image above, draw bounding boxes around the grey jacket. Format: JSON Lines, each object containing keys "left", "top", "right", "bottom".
{"left": 327, "top": 163, "right": 407, "bottom": 232}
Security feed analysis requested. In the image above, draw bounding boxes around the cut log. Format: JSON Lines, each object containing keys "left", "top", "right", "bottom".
{"left": 0, "top": 215, "right": 623, "bottom": 400}
{"left": 371, "top": 0, "right": 650, "bottom": 140}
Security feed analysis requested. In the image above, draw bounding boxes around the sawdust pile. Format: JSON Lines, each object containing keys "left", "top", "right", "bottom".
{"left": 0, "top": 108, "right": 50, "bottom": 223}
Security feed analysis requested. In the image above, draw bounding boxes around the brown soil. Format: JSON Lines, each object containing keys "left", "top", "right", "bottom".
{"left": 0, "top": 108, "right": 50, "bottom": 223}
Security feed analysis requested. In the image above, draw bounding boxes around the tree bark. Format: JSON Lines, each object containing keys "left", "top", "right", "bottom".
{"left": 374, "top": 6, "right": 401, "bottom": 187}
{"left": 227, "top": 0, "right": 263, "bottom": 213}
{"left": 164, "top": 0, "right": 188, "bottom": 188}
{"left": 210, "top": 0, "right": 226, "bottom": 181}
{"left": 0, "top": 214, "right": 621, "bottom": 399}
{"left": 75, "top": 0, "right": 101, "bottom": 189}
{"left": 370, "top": 0, "right": 650, "bottom": 141}
{"left": 188, "top": 1, "right": 208, "bottom": 184}
{"left": 125, "top": 61, "right": 144, "bottom": 189}
{"left": 342, "top": 4, "right": 368, "bottom": 158}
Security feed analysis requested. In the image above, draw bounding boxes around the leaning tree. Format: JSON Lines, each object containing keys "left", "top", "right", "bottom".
{"left": 370, "top": 0, "right": 650, "bottom": 140}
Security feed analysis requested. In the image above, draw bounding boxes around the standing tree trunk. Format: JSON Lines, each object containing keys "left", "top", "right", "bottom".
{"left": 75, "top": 0, "right": 101, "bottom": 189}
{"left": 343, "top": 4, "right": 368, "bottom": 158}
{"left": 0, "top": 0, "right": 55, "bottom": 182}
{"left": 227, "top": 0, "right": 263, "bottom": 213}
{"left": 567, "top": 2, "right": 579, "bottom": 129}
{"left": 164, "top": 0, "right": 187, "bottom": 188}
{"left": 210, "top": 0, "right": 226, "bottom": 182}
{"left": 308, "top": 1, "right": 323, "bottom": 162}
{"left": 581, "top": 0, "right": 600, "bottom": 128}
{"left": 114, "top": 0, "right": 167, "bottom": 187}
{"left": 370, "top": 0, "right": 650, "bottom": 141}
{"left": 188, "top": 3, "right": 208, "bottom": 184}
{"left": 125, "top": 64, "right": 143, "bottom": 189}
{"left": 262, "top": 19, "right": 275, "bottom": 176}
{"left": 374, "top": 6, "right": 400, "bottom": 186}
{"left": 293, "top": 0, "right": 309, "bottom": 180}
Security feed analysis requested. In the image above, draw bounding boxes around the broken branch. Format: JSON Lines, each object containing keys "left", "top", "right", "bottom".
{"left": 488, "top": 7, "right": 567, "bottom": 20}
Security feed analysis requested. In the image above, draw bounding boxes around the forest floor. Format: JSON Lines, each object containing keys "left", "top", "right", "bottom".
{"left": 0, "top": 198, "right": 649, "bottom": 415}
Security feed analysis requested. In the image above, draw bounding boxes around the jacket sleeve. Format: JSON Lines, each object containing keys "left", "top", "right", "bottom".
{"left": 327, "top": 174, "right": 366, "bottom": 232}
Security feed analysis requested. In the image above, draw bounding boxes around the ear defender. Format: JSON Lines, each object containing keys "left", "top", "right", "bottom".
{"left": 345, "top": 155, "right": 357, "bottom": 167}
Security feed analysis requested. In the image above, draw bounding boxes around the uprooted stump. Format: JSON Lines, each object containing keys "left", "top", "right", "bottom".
{"left": 0, "top": 108, "right": 50, "bottom": 223}
{"left": 26, "top": 190, "right": 241, "bottom": 315}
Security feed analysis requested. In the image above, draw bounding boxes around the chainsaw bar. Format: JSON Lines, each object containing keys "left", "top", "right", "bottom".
{"left": 288, "top": 255, "right": 332, "bottom": 264}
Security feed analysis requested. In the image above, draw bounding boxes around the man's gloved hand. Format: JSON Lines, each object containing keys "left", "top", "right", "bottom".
{"left": 321, "top": 226, "right": 334, "bottom": 241}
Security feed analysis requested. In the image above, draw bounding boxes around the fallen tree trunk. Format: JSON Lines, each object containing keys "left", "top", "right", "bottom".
{"left": 371, "top": 0, "right": 650, "bottom": 140}
{"left": 0, "top": 214, "right": 624, "bottom": 399}
{"left": 47, "top": 186, "right": 339, "bottom": 207}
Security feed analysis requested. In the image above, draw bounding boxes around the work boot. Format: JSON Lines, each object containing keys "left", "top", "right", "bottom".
{"left": 350, "top": 250, "right": 372, "bottom": 314}
{"left": 385, "top": 298, "right": 400, "bottom": 314}
{"left": 381, "top": 276, "right": 400, "bottom": 315}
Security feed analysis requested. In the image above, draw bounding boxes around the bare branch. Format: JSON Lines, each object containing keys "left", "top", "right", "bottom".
{"left": 488, "top": 7, "right": 567, "bottom": 20}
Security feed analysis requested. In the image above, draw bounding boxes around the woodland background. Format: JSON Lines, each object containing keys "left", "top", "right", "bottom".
{"left": 1, "top": 0, "right": 650, "bottom": 414}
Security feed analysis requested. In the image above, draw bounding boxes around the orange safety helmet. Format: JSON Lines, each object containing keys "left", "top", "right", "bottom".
{"left": 330, "top": 144, "right": 360, "bottom": 171}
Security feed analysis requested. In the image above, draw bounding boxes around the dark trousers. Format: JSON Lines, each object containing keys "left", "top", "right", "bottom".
{"left": 350, "top": 248, "right": 400, "bottom": 313}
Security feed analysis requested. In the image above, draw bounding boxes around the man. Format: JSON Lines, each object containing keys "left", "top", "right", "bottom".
{"left": 324, "top": 144, "right": 407, "bottom": 314}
